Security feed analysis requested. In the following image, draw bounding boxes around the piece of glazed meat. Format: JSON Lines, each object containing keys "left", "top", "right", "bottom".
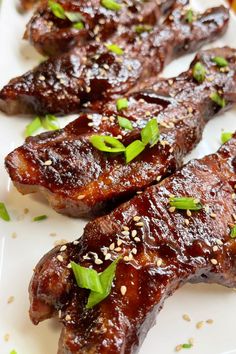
{"left": 5, "top": 47, "right": 236, "bottom": 218}
{"left": 29, "top": 133, "right": 236, "bottom": 354}
{"left": 0, "top": 5, "right": 229, "bottom": 115}
{"left": 24, "top": 0, "right": 175, "bottom": 57}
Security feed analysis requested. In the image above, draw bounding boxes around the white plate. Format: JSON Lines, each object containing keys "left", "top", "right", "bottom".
{"left": 0, "top": 1, "right": 236, "bottom": 353}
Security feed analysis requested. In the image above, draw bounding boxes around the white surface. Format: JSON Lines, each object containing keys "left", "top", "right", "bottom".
{"left": 0, "top": 1, "right": 236, "bottom": 354}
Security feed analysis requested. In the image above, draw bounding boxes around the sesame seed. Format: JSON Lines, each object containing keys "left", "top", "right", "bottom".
{"left": 188, "top": 338, "right": 194, "bottom": 345}
{"left": 88, "top": 122, "right": 94, "bottom": 127}
{"left": 206, "top": 319, "right": 214, "bottom": 324}
{"left": 182, "top": 314, "right": 191, "bottom": 322}
{"left": 4, "top": 333, "right": 10, "bottom": 342}
{"left": 117, "top": 239, "right": 123, "bottom": 246}
{"left": 60, "top": 245, "right": 67, "bottom": 252}
{"left": 135, "top": 222, "right": 144, "bottom": 227}
{"left": 156, "top": 175, "right": 162, "bottom": 182}
{"left": 216, "top": 239, "right": 223, "bottom": 246}
{"left": 131, "top": 230, "right": 137, "bottom": 237}
{"left": 168, "top": 79, "right": 174, "bottom": 86}
{"left": 67, "top": 263, "right": 72, "bottom": 269}
{"left": 77, "top": 195, "right": 85, "bottom": 200}
{"left": 57, "top": 255, "right": 64, "bottom": 262}
{"left": 121, "top": 230, "right": 130, "bottom": 236}
{"left": 211, "top": 258, "right": 218, "bottom": 265}
{"left": 169, "top": 147, "right": 174, "bottom": 153}
{"left": 233, "top": 214, "right": 236, "bottom": 221}
{"left": 114, "top": 247, "right": 122, "bottom": 252}
{"left": 232, "top": 193, "right": 236, "bottom": 200}
{"left": 73, "top": 240, "right": 79, "bottom": 245}
{"left": 186, "top": 210, "right": 192, "bottom": 217}
{"left": 11, "top": 232, "right": 17, "bottom": 239}
{"left": 194, "top": 198, "right": 200, "bottom": 204}
{"left": 124, "top": 256, "right": 130, "bottom": 262}
{"left": 105, "top": 253, "right": 111, "bottom": 260}
{"left": 44, "top": 159, "right": 52, "bottom": 166}
{"left": 65, "top": 314, "right": 71, "bottom": 321}
{"left": 185, "top": 219, "right": 190, "bottom": 226}
{"left": 210, "top": 213, "right": 217, "bottom": 219}
{"left": 196, "top": 321, "right": 204, "bottom": 329}
{"left": 175, "top": 345, "right": 182, "bottom": 352}
{"left": 7, "top": 296, "right": 15, "bottom": 304}
{"left": 133, "top": 216, "right": 141, "bottom": 222}
{"left": 134, "top": 237, "right": 141, "bottom": 242}
{"left": 169, "top": 206, "right": 176, "bottom": 213}
{"left": 109, "top": 243, "right": 115, "bottom": 250}
{"left": 212, "top": 245, "right": 218, "bottom": 252}
{"left": 156, "top": 258, "right": 163, "bottom": 267}
{"left": 131, "top": 248, "right": 137, "bottom": 254}
{"left": 95, "top": 259, "right": 103, "bottom": 265}
{"left": 120, "top": 285, "right": 127, "bottom": 296}
{"left": 123, "top": 226, "right": 129, "bottom": 231}
{"left": 58, "top": 310, "right": 62, "bottom": 318}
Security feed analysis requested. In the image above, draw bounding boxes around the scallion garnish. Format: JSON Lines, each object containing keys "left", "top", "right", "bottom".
{"left": 48, "top": 0, "right": 66, "bottom": 19}
{"left": 106, "top": 43, "right": 124, "bottom": 55}
{"left": 10, "top": 351, "right": 17, "bottom": 354}
{"left": 25, "top": 117, "right": 42, "bottom": 137}
{"left": 42, "top": 114, "right": 60, "bottom": 131}
{"left": 90, "top": 135, "right": 126, "bottom": 153}
{"left": 230, "top": 225, "right": 236, "bottom": 238}
{"left": 135, "top": 24, "right": 152, "bottom": 34}
{"left": 210, "top": 92, "right": 226, "bottom": 108}
{"left": 192, "top": 62, "right": 206, "bottom": 83}
{"left": 71, "top": 257, "right": 120, "bottom": 309}
{"left": 65, "top": 11, "right": 83, "bottom": 22}
{"left": 182, "top": 343, "right": 193, "bottom": 349}
{"left": 141, "top": 118, "right": 159, "bottom": 147}
{"left": 101, "top": 0, "right": 122, "bottom": 11}
{"left": 71, "top": 262, "right": 103, "bottom": 293}
{"left": 0, "top": 202, "right": 10, "bottom": 221}
{"left": 118, "top": 116, "right": 133, "bottom": 130}
{"left": 116, "top": 97, "right": 129, "bottom": 111}
{"left": 221, "top": 132, "right": 233, "bottom": 144}
{"left": 212, "top": 56, "right": 228, "bottom": 68}
{"left": 169, "top": 197, "right": 202, "bottom": 211}
{"left": 33, "top": 215, "right": 48, "bottom": 222}
{"left": 73, "top": 21, "right": 84, "bottom": 30}
{"left": 185, "top": 9, "right": 194, "bottom": 23}
{"left": 125, "top": 140, "right": 145, "bottom": 163}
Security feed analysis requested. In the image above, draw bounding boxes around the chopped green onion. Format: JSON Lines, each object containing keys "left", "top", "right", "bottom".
{"left": 25, "top": 117, "right": 42, "bottom": 137}
{"left": 182, "top": 343, "right": 193, "bottom": 349}
{"left": 230, "top": 225, "right": 236, "bottom": 238}
{"left": 221, "top": 132, "right": 233, "bottom": 144}
{"left": 42, "top": 114, "right": 60, "bottom": 131}
{"left": 141, "top": 118, "right": 159, "bottom": 147}
{"left": 135, "top": 24, "right": 153, "bottom": 34}
{"left": 185, "top": 9, "right": 194, "bottom": 23}
{"left": 0, "top": 202, "right": 10, "bottom": 221}
{"left": 48, "top": 0, "right": 66, "bottom": 19}
{"left": 118, "top": 116, "right": 133, "bottom": 130}
{"left": 65, "top": 11, "right": 83, "bottom": 22}
{"left": 210, "top": 92, "right": 226, "bottom": 108}
{"left": 212, "top": 56, "right": 228, "bottom": 68}
{"left": 86, "top": 257, "right": 120, "bottom": 309}
{"left": 169, "top": 197, "right": 202, "bottom": 211}
{"left": 192, "top": 62, "right": 206, "bottom": 83}
{"left": 71, "top": 262, "right": 103, "bottom": 293}
{"left": 33, "top": 215, "right": 48, "bottom": 222}
{"left": 125, "top": 140, "right": 145, "bottom": 163}
{"left": 73, "top": 21, "right": 84, "bottom": 30}
{"left": 101, "top": 0, "right": 122, "bottom": 11}
{"left": 106, "top": 43, "right": 124, "bottom": 55}
{"left": 90, "top": 135, "right": 126, "bottom": 153}
{"left": 116, "top": 97, "right": 128, "bottom": 111}
{"left": 10, "top": 351, "right": 17, "bottom": 354}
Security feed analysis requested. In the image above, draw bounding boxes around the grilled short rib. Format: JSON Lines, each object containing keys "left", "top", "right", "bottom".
{"left": 29, "top": 133, "right": 236, "bottom": 354}
{"left": 0, "top": 5, "right": 229, "bottom": 115}
{"left": 24, "top": 0, "right": 174, "bottom": 57}
{"left": 5, "top": 47, "right": 236, "bottom": 218}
